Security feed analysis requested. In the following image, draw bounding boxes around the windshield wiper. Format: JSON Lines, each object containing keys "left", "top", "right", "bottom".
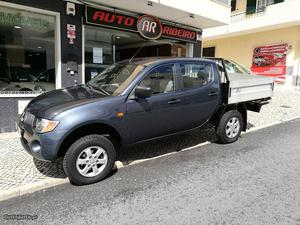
{"left": 87, "top": 83, "right": 110, "bottom": 95}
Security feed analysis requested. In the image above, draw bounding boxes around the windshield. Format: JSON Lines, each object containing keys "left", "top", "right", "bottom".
{"left": 87, "top": 63, "right": 145, "bottom": 96}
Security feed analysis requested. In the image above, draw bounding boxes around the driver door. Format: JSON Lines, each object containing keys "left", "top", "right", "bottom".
{"left": 125, "top": 63, "right": 185, "bottom": 143}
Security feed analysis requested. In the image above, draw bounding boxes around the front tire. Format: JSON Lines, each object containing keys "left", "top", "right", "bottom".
{"left": 215, "top": 110, "right": 243, "bottom": 144}
{"left": 63, "top": 135, "right": 116, "bottom": 185}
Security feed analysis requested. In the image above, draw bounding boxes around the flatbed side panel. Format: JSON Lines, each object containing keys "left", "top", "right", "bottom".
{"left": 229, "top": 77, "right": 274, "bottom": 88}
{"left": 228, "top": 83, "right": 274, "bottom": 104}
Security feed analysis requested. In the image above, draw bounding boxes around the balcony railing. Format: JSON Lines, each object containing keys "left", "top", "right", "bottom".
{"left": 231, "top": 0, "right": 285, "bottom": 23}
{"left": 211, "top": 0, "right": 231, "bottom": 7}
{"left": 231, "top": 7, "right": 266, "bottom": 23}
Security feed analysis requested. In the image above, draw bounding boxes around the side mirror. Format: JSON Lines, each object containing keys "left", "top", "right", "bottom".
{"left": 135, "top": 86, "right": 152, "bottom": 98}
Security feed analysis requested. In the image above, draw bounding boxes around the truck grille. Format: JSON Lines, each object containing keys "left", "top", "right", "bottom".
{"left": 23, "top": 112, "right": 36, "bottom": 128}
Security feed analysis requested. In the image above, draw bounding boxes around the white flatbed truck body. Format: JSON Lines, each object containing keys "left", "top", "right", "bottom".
{"left": 227, "top": 73, "right": 275, "bottom": 104}
{"left": 205, "top": 57, "right": 275, "bottom": 106}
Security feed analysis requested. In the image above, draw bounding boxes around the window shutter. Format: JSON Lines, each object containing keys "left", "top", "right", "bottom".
{"left": 246, "top": 0, "right": 257, "bottom": 14}
{"left": 231, "top": 0, "right": 237, "bottom": 11}
{"left": 274, "top": 0, "right": 284, "bottom": 3}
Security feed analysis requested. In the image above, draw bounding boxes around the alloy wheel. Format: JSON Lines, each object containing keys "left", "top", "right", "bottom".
{"left": 76, "top": 146, "right": 108, "bottom": 177}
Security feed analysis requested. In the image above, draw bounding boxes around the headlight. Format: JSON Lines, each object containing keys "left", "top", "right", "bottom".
{"left": 35, "top": 118, "right": 59, "bottom": 133}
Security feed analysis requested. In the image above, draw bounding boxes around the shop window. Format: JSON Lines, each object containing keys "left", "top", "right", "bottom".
{"left": 179, "top": 63, "right": 214, "bottom": 89}
{"left": 84, "top": 26, "right": 187, "bottom": 83}
{"left": 0, "top": 6, "right": 56, "bottom": 95}
{"left": 84, "top": 27, "right": 114, "bottom": 83}
{"left": 202, "top": 47, "right": 215, "bottom": 57}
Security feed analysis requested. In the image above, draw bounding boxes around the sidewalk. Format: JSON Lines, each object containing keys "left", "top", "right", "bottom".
{"left": 0, "top": 86, "right": 299, "bottom": 199}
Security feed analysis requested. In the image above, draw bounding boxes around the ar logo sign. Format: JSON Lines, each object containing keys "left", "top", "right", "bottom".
{"left": 142, "top": 20, "right": 157, "bottom": 33}
{"left": 137, "top": 15, "right": 162, "bottom": 40}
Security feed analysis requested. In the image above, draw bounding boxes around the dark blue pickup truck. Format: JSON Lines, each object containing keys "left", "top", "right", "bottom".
{"left": 18, "top": 57, "right": 274, "bottom": 185}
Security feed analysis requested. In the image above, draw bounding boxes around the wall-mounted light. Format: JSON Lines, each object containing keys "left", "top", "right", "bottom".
{"left": 66, "top": 2, "right": 76, "bottom": 16}
{"left": 14, "top": 25, "right": 21, "bottom": 29}
{"left": 37, "top": 46, "right": 42, "bottom": 49}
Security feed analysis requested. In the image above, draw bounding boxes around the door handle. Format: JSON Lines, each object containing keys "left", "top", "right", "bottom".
{"left": 208, "top": 91, "right": 219, "bottom": 96}
{"left": 168, "top": 99, "right": 181, "bottom": 104}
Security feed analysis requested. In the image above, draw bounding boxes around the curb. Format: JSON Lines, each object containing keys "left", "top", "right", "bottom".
{"left": 0, "top": 162, "right": 126, "bottom": 202}
{"left": 0, "top": 178, "right": 68, "bottom": 202}
{"left": 0, "top": 117, "right": 299, "bottom": 202}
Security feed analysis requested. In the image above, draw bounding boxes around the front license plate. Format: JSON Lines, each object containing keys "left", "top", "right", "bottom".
{"left": 23, "top": 131, "right": 31, "bottom": 142}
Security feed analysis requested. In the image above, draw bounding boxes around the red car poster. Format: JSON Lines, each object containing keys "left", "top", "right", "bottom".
{"left": 251, "top": 43, "right": 288, "bottom": 83}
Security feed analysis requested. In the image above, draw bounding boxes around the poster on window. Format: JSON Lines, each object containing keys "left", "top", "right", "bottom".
{"left": 251, "top": 43, "right": 288, "bottom": 83}
{"left": 93, "top": 47, "right": 103, "bottom": 64}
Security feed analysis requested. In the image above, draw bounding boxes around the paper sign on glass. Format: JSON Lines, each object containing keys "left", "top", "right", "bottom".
{"left": 93, "top": 47, "right": 103, "bottom": 64}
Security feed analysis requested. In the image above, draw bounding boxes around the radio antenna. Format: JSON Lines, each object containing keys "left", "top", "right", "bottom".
{"left": 129, "top": 42, "right": 146, "bottom": 63}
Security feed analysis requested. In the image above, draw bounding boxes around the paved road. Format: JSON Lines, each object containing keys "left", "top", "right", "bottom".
{"left": 1, "top": 119, "right": 300, "bottom": 225}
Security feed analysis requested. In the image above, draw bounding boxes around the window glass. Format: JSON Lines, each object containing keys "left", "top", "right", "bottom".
{"left": 84, "top": 26, "right": 186, "bottom": 83}
{"left": 224, "top": 60, "right": 251, "bottom": 75}
{"left": 203, "top": 47, "right": 215, "bottom": 57}
{"left": 179, "top": 63, "right": 214, "bottom": 89}
{"left": 0, "top": 6, "right": 56, "bottom": 94}
{"left": 85, "top": 27, "right": 114, "bottom": 82}
{"left": 231, "top": 0, "right": 237, "bottom": 11}
{"left": 139, "top": 64, "right": 175, "bottom": 95}
{"left": 88, "top": 63, "right": 144, "bottom": 96}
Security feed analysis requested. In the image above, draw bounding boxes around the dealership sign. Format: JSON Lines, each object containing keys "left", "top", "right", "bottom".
{"left": 137, "top": 15, "right": 162, "bottom": 40}
{"left": 251, "top": 43, "right": 288, "bottom": 83}
{"left": 0, "top": 11, "right": 51, "bottom": 31}
{"left": 85, "top": 6, "right": 197, "bottom": 43}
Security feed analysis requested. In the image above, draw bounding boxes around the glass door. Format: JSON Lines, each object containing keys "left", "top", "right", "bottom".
{"left": 84, "top": 26, "right": 188, "bottom": 83}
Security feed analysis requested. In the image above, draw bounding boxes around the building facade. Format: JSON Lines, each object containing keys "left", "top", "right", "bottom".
{"left": 0, "top": 0, "right": 230, "bottom": 132}
{"left": 202, "top": 0, "right": 300, "bottom": 87}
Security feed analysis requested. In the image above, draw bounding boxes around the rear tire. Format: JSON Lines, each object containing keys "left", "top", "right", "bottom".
{"left": 63, "top": 135, "right": 116, "bottom": 185}
{"left": 215, "top": 110, "right": 243, "bottom": 144}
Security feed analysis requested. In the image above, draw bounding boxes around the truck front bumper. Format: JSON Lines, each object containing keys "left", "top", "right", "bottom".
{"left": 18, "top": 124, "right": 66, "bottom": 162}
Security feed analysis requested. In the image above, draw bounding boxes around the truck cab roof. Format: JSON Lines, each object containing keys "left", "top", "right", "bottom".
{"left": 118, "top": 57, "right": 215, "bottom": 67}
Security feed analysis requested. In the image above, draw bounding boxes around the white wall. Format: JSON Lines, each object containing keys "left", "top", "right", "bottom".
{"left": 203, "top": 0, "right": 300, "bottom": 40}
{"left": 203, "top": 26, "right": 300, "bottom": 86}
{"left": 156, "top": 0, "right": 231, "bottom": 26}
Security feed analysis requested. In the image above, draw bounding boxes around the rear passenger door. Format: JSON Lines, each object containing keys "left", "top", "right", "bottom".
{"left": 177, "top": 61, "right": 220, "bottom": 130}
